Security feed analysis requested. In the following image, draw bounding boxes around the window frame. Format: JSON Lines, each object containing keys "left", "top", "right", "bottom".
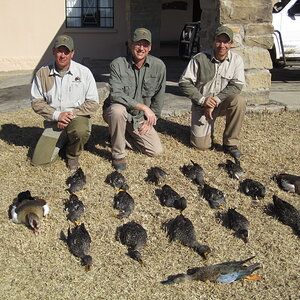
{"left": 66, "top": 0, "right": 114, "bottom": 29}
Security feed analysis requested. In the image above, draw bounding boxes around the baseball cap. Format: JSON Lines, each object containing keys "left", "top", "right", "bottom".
{"left": 53, "top": 35, "right": 74, "bottom": 51}
{"left": 132, "top": 28, "right": 152, "bottom": 43}
{"left": 215, "top": 26, "right": 233, "bottom": 41}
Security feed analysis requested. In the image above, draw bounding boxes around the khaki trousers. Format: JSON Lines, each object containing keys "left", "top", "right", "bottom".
{"left": 31, "top": 116, "right": 91, "bottom": 166}
{"left": 191, "top": 94, "right": 246, "bottom": 150}
{"left": 103, "top": 103, "right": 163, "bottom": 159}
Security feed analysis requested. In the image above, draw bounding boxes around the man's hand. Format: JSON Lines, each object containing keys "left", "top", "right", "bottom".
{"left": 57, "top": 111, "right": 74, "bottom": 129}
{"left": 134, "top": 103, "right": 157, "bottom": 135}
{"left": 203, "top": 96, "right": 218, "bottom": 120}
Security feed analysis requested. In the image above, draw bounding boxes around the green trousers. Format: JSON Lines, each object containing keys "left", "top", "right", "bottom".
{"left": 31, "top": 116, "right": 91, "bottom": 166}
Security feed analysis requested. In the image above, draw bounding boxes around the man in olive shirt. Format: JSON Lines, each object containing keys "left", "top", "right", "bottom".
{"left": 103, "top": 28, "right": 166, "bottom": 170}
{"left": 179, "top": 26, "right": 246, "bottom": 159}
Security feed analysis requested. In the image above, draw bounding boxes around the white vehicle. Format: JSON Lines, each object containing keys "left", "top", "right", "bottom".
{"left": 271, "top": 0, "right": 300, "bottom": 66}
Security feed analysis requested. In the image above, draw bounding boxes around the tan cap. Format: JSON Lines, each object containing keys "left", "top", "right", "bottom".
{"left": 53, "top": 35, "right": 74, "bottom": 51}
{"left": 215, "top": 26, "right": 233, "bottom": 41}
{"left": 132, "top": 28, "right": 152, "bottom": 43}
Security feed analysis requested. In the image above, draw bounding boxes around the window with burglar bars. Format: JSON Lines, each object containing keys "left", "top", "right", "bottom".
{"left": 66, "top": 0, "right": 114, "bottom": 28}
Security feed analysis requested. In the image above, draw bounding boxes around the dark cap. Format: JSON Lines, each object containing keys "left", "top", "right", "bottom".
{"left": 215, "top": 26, "right": 233, "bottom": 41}
{"left": 132, "top": 28, "right": 152, "bottom": 43}
{"left": 53, "top": 35, "right": 74, "bottom": 51}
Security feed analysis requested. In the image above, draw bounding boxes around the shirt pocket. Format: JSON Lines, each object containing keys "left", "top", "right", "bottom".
{"left": 142, "top": 75, "right": 157, "bottom": 97}
{"left": 68, "top": 81, "right": 85, "bottom": 106}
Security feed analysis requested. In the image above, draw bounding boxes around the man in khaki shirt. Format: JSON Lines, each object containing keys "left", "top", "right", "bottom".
{"left": 179, "top": 26, "right": 246, "bottom": 159}
{"left": 103, "top": 28, "right": 166, "bottom": 170}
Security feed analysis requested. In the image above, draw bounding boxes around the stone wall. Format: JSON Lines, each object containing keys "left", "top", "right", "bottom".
{"left": 200, "top": 0, "right": 274, "bottom": 104}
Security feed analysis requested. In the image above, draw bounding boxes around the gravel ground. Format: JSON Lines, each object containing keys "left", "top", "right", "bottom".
{"left": 0, "top": 108, "right": 299, "bottom": 300}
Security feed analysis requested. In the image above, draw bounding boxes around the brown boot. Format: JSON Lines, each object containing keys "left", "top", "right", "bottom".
{"left": 112, "top": 158, "right": 127, "bottom": 170}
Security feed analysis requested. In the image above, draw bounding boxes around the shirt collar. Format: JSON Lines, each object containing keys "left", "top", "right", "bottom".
{"left": 128, "top": 55, "right": 151, "bottom": 68}
{"left": 50, "top": 60, "right": 74, "bottom": 76}
{"left": 209, "top": 49, "right": 232, "bottom": 63}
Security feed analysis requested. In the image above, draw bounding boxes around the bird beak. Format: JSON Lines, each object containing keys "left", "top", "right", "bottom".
{"left": 85, "top": 264, "right": 91, "bottom": 272}
{"left": 218, "top": 205, "right": 225, "bottom": 210}
{"left": 245, "top": 275, "right": 262, "bottom": 280}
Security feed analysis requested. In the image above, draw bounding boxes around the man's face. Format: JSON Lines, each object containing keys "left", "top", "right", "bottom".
{"left": 52, "top": 46, "right": 74, "bottom": 71}
{"left": 130, "top": 39, "right": 151, "bottom": 63}
{"left": 213, "top": 33, "right": 232, "bottom": 60}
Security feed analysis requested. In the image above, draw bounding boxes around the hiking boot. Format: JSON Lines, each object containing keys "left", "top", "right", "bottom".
{"left": 112, "top": 158, "right": 127, "bottom": 170}
{"left": 67, "top": 158, "right": 79, "bottom": 171}
{"left": 223, "top": 145, "right": 242, "bottom": 159}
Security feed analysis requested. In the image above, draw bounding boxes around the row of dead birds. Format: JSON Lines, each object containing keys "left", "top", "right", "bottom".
{"left": 9, "top": 160, "right": 300, "bottom": 283}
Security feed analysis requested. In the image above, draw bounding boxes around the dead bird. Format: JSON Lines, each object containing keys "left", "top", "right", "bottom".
{"left": 272, "top": 173, "right": 300, "bottom": 195}
{"left": 180, "top": 160, "right": 205, "bottom": 185}
{"left": 105, "top": 171, "right": 129, "bottom": 190}
{"left": 227, "top": 208, "right": 250, "bottom": 243}
{"left": 162, "top": 214, "right": 211, "bottom": 259}
{"left": 66, "top": 167, "right": 86, "bottom": 193}
{"left": 239, "top": 179, "right": 266, "bottom": 199}
{"left": 161, "top": 256, "right": 261, "bottom": 284}
{"left": 200, "top": 184, "right": 226, "bottom": 209}
{"left": 115, "top": 221, "right": 148, "bottom": 264}
{"left": 64, "top": 194, "right": 85, "bottom": 224}
{"left": 112, "top": 188, "right": 135, "bottom": 219}
{"left": 10, "top": 190, "right": 50, "bottom": 233}
{"left": 219, "top": 158, "right": 244, "bottom": 180}
{"left": 270, "top": 195, "right": 300, "bottom": 236}
{"left": 145, "top": 166, "right": 168, "bottom": 185}
{"left": 157, "top": 184, "right": 187, "bottom": 212}
{"left": 60, "top": 223, "right": 92, "bottom": 271}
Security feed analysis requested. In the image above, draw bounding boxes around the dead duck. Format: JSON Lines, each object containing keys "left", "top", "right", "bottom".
{"left": 64, "top": 194, "right": 85, "bottom": 224}
{"left": 162, "top": 214, "right": 211, "bottom": 259}
{"left": 200, "top": 184, "right": 226, "bottom": 209}
{"left": 157, "top": 184, "right": 187, "bottom": 212}
{"left": 112, "top": 187, "right": 135, "bottom": 219}
{"left": 227, "top": 208, "right": 250, "bottom": 243}
{"left": 115, "top": 221, "right": 147, "bottom": 264}
{"left": 270, "top": 195, "right": 300, "bottom": 236}
{"left": 161, "top": 256, "right": 261, "bottom": 284}
{"left": 66, "top": 168, "right": 86, "bottom": 193}
{"left": 60, "top": 223, "right": 92, "bottom": 271}
{"left": 145, "top": 166, "right": 168, "bottom": 185}
{"left": 239, "top": 179, "right": 266, "bottom": 200}
{"left": 219, "top": 158, "right": 244, "bottom": 180}
{"left": 10, "top": 190, "right": 49, "bottom": 233}
{"left": 105, "top": 171, "right": 129, "bottom": 190}
{"left": 180, "top": 160, "right": 205, "bottom": 185}
{"left": 272, "top": 173, "right": 300, "bottom": 195}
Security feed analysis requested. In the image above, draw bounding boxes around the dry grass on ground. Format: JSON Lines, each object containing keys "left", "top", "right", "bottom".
{"left": 0, "top": 108, "right": 299, "bottom": 300}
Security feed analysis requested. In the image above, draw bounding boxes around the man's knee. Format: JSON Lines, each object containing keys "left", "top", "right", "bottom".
{"left": 190, "top": 134, "right": 212, "bottom": 150}
{"left": 227, "top": 94, "right": 246, "bottom": 108}
{"left": 107, "top": 104, "right": 127, "bottom": 121}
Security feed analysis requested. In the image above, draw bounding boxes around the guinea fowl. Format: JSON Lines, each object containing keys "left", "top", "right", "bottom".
{"left": 227, "top": 208, "right": 250, "bottom": 243}
{"left": 10, "top": 190, "right": 49, "bottom": 233}
{"left": 219, "top": 158, "right": 244, "bottom": 180}
{"left": 270, "top": 195, "right": 300, "bottom": 236}
{"left": 66, "top": 167, "right": 86, "bottom": 193}
{"left": 161, "top": 256, "right": 261, "bottom": 284}
{"left": 112, "top": 188, "right": 135, "bottom": 219}
{"left": 105, "top": 171, "right": 129, "bottom": 190}
{"left": 60, "top": 223, "right": 93, "bottom": 271}
{"left": 115, "top": 221, "right": 148, "bottom": 264}
{"left": 158, "top": 184, "right": 187, "bottom": 212}
{"left": 145, "top": 166, "right": 168, "bottom": 185}
{"left": 180, "top": 160, "right": 205, "bottom": 185}
{"left": 200, "top": 184, "right": 226, "bottom": 209}
{"left": 64, "top": 193, "right": 85, "bottom": 224}
{"left": 162, "top": 214, "right": 211, "bottom": 259}
{"left": 272, "top": 173, "right": 300, "bottom": 195}
{"left": 239, "top": 179, "right": 266, "bottom": 199}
